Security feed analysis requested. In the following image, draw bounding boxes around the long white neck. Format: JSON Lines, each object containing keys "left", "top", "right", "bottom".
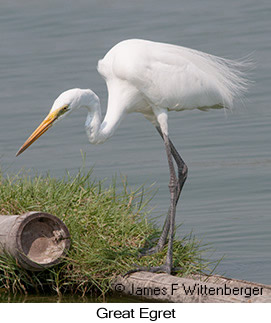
{"left": 85, "top": 101, "right": 103, "bottom": 144}
{"left": 84, "top": 94, "right": 124, "bottom": 144}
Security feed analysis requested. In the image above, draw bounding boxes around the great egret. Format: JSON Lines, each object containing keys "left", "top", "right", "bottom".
{"left": 16, "top": 39, "right": 250, "bottom": 274}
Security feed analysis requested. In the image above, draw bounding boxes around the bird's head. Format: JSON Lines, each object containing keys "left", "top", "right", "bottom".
{"left": 16, "top": 88, "right": 98, "bottom": 156}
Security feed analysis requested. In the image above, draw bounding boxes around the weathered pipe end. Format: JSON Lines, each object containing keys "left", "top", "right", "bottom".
{"left": 0, "top": 212, "right": 71, "bottom": 271}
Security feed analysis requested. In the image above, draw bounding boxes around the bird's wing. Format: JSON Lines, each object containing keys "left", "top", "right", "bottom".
{"left": 102, "top": 39, "right": 248, "bottom": 111}
{"left": 135, "top": 48, "right": 225, "bottom": 110}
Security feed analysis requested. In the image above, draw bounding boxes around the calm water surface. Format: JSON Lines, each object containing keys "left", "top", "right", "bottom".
{"left": 0, "top": 0, "right": 271, "bottom": 301}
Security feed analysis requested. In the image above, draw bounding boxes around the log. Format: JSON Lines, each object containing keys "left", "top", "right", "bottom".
{"left": 112, "top": 272, "right": 271, "bottom": 302}
{"left": 0, "top": 212, "right": 70, "bottom": 271}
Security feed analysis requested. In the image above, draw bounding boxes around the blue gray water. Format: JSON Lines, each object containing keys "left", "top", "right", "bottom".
{"left": 1, "top": 0, "right": 271, "bottom": 288}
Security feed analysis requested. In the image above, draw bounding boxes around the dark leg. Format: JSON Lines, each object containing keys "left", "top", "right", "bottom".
{"left": 156, "top": 126, "right": 188, "bottom": 204}
{"left": 140, "top": 126, "right": 188, "bottom": 255}
{"left": 125, "top": 128, "right": 187, "bottom": 275}
{"left": 160, "top": 131, "right": 178, "bottom": 273}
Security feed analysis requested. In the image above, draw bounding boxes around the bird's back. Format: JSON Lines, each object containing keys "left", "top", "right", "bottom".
{"left": 98, "top": 39, "right": 250, "bottom": 112}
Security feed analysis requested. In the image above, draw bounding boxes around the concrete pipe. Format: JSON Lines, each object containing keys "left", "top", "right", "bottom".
{"left": 0, "top": 212, "right": 71, "bottom": 271}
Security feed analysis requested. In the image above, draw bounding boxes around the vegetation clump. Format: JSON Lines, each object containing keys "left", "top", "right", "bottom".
{"left": 0, "top": 168, "right": 212, "bottom": 298}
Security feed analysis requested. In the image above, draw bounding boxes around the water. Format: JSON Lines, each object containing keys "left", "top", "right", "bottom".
{"left": 0, "top": 0, "right": 271, "bottom": 299}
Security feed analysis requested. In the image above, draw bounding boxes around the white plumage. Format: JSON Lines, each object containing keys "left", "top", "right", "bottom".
{"left": 99, "top": 39, "right": 248, "bottom": 113}
{"left": 17, "top": 38, "right": 251, "bottom": 152}
{"left": 16, "top": 39, "right": 251, "bottom": 274}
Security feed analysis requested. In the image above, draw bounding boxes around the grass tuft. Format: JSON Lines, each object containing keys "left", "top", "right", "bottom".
{"left": 0, "top": 168, "right": 216, "bottom": 298}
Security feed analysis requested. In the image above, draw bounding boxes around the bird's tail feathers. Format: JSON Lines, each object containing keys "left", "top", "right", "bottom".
{"left": 204, "top": 51, "right": 255, "bottom": 109}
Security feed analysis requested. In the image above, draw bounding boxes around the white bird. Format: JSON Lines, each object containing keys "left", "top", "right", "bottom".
{"left": 16, "top": 39, "right": 250, "bottom": 274}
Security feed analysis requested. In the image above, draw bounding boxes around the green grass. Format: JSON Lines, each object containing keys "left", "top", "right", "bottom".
{"left": 0, "top": 168, "right": 215, "bottom": 298}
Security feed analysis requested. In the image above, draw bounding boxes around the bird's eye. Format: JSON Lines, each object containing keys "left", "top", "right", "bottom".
{"left": 57, "top": 104, "right": 70, "bottom": 117}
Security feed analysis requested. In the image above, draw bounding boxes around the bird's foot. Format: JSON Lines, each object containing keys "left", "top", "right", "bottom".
{"left": 123, "top": 264, "right": 182, "bottom": 277}
{"left": 138, "top": 242, "right": 166, "bottom": 258}
{"left": 123, "top": 264, "right": 171, "bottom": 277}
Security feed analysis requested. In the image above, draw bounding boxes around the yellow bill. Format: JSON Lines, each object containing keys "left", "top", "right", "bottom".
{"left": 16, "top": 111, "right": 58, "bottom": 157}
